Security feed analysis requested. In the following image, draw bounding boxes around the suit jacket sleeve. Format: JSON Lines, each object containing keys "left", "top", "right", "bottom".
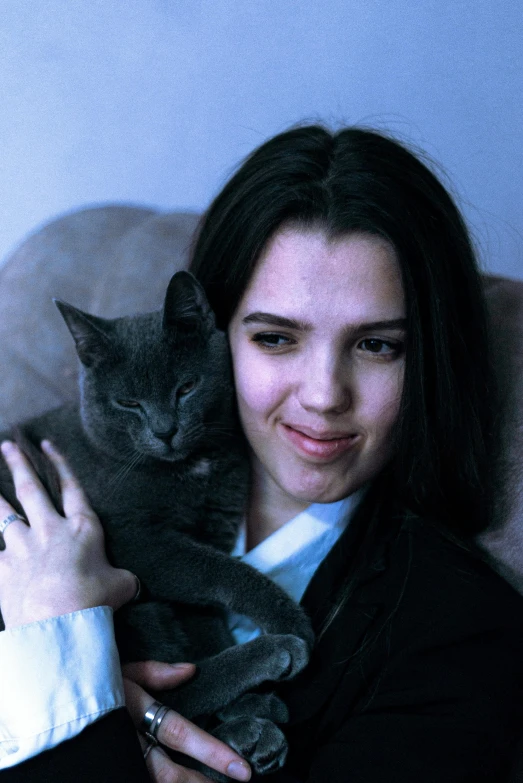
{"left": 0, "top": 709, "right": 149, "bottom": 783}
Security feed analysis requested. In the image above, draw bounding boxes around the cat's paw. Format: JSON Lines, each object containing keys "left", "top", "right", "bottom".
{"left": 268, "top": 633, "right": 311, "bottom": 680}
{"left": 261, "top": 599, "right": 315, "bottom": 650}
{"left": 246, "top": 633, "right": 311, "bottom": 682}
{"left": 213, "top": 717, "right": 288, "bottom": 776}
{"left": 291, "top": 611, "right": 315, "bottom": 651}
{"left": 217, "top": 692, "right": 289, "bottom": 725}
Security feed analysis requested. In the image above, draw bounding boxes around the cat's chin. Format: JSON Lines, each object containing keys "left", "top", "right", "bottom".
{"left": 140, "top": 447, "right": 193, "bottom": 464}
{"left": 158, "top": 451, "right": 190, "bottom": 463}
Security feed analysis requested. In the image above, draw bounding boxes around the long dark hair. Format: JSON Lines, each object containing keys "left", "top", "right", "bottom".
{"left": 190, "top": 125, "right": 493, "bottom": 549}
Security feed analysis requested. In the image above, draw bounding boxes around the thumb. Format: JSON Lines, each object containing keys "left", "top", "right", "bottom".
{"left": 122, "top": 660, "right": 196, "bottom": 689}
{"left": 107, "top": 568, "right": 140, "bottom": 610}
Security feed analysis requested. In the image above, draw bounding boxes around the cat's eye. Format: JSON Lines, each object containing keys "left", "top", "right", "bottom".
{"left": 178, "top": 380, "right": 196, "bottom": 396}
{"left": 116, "top": 399, "right": 141, "bottom": 408}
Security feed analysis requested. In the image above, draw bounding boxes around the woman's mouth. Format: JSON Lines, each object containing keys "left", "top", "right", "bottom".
{"left": 280, "top": 423, "right": 359, "bottom": 461}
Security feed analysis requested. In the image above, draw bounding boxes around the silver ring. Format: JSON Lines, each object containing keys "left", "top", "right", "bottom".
{"left": 132, "top": 573, "right": 142, "bottom": 602}
{"left": 143, "top": 739, "right": 156, "bottom": 760}
{"left": 0, "top": 513, "right": 27, "bottom": 536}
{"left": 141, "top": 700, "right": 170, "bottom": 743}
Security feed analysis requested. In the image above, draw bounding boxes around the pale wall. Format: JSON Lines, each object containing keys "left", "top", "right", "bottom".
{"left": 0, "top": 0, "right": 522, "bottom": 278}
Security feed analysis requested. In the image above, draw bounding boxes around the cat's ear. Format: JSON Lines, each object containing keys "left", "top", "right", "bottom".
{"left": 163, "top": 271, "right": 215, "bottom": 333}
{"left": 54, "top": 299, "right": 113, "bottom": 367}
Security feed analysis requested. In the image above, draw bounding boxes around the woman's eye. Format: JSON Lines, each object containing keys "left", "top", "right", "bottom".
{"left": 251, "top": 333, "right": 294, "bottom": 349}
{"left": 178, "top": 380, "right": 196, "bottom": 396}
{"left": 116, "top": 399, "right": 141, "bottom": 408}
{"left": 358, "top": 339, "right": 402, "bottom": 357}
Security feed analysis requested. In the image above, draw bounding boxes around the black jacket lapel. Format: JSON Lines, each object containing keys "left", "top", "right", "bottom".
{"left": 279, "top": 507, "right": 391, "bottom": 725}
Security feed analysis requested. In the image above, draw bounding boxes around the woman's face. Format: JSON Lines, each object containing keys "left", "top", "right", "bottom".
{"left": 228, "top": 227, "right": 406, "bottom": 509}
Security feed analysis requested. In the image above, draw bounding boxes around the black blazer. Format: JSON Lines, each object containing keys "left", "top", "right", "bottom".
{"left": 5, "top": 508, "right": 523, "bottom": 783}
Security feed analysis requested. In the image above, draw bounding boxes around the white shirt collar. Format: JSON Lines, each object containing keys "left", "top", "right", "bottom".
{"left": 232, "top": 487, "right": 366, "bottom": 604}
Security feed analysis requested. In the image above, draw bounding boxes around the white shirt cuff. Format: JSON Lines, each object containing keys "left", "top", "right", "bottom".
{"left": 0, "top": 606, "right": 124, "bottom": 769}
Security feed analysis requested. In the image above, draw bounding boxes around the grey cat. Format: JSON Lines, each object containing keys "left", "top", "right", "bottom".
{"left": 0, "top": 271, "right": 313, "bottom": 776}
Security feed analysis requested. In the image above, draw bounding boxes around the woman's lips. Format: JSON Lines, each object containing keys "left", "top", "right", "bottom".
{"left": 280, "top": 423, "right": 359, "bottom": 461}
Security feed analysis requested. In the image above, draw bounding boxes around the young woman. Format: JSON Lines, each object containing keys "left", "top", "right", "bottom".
{"left": 1, "top": 125, "right": 523, "bottom": 783}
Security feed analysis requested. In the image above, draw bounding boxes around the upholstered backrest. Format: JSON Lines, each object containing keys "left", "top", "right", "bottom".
{"left": 0, "top": 206, "right": 199, "bottom": 427}
{"left": 478, "top": 276, "right": 523, "bottom": 591}
{"left": 0, "top": 204, "right": 522, "bottom": 587}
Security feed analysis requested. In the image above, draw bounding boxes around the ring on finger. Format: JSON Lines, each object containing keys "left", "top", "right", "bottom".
{"left": 0, "top": 513, "right": 27, "bottom": 536}
{"left": 143, "top": 739, "right": 157, "bottom": 760}
{"left": 141, "top": 700, "right": 170, "bottom": 743}
{"left": 132, "top": 573, "right": 142, "bottom": 602}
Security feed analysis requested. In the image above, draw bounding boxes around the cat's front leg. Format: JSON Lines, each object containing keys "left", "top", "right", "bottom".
{"left": 114, "top": 601, "right": 190, "bottom": 664}
{"left": 159, "top": 634, "right": 305, "bottom": 719}
{"left": 130, "top": 533, "right": 314, "bottom": 650}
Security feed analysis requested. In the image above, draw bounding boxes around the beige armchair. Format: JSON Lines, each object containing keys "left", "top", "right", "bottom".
{"left": 0, "top": 203, "right": 521, "bottom": 570}
{"left": 0, "top": 203, "right": 523, "bottom": 778}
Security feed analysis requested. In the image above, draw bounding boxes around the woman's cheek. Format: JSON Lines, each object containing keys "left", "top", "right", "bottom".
{"left": 233, "top": 351, "right": 284, "bottom": 423}
{"left": 357, "top": 361, "right": 404, "bottom": 433}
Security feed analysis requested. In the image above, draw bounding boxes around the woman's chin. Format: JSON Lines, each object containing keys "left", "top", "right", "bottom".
{"left": 280, "top": 470, "right": 359, "bottom": 505}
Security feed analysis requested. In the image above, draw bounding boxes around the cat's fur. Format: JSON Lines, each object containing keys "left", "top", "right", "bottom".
{"left": 0, "top": 271, "right": 313, "bottom": 775}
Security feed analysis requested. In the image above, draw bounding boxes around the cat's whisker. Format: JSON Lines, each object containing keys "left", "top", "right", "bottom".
{"left": 181, "top": 424, "right": 205, "bottom": 444}
{"left": 205, "top": 423, "right": 237, "bottom": 433}
{"left": 107, "top": 449, "right": 145, "bottom": 493}
{"left": 206, "top": 429, "right": 237, "bottom": 440}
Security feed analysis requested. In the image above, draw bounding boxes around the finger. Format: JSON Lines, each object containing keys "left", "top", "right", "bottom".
{"left": 40, "top": 440, "right": 90, "bottom": 518}
{"left": 146, "top": 743, "right": 215, "bottom": 783}
{"left": 0, "top": 507, "right": 29, "bottom": 547}
{"left": 158, "top": 714, "right": 251, "bottom": 782}
{"left": 0, "top": 460, "right": 28, "bottom": 542}
{"left": 112, "top": 569, "right": 143, "bottom": 610}
{"left": 0, "top": 457, "right": 17, "bottom": 522}
{"left": 123, "top": 661, "right": 196, "bottom": 690}
{"left": 138, "top": 734, "right": 215, "bottom": 783}
{"left": 124, "top": 680, "right": 250, "bottom": 781}
{"left": 0, "top": 441, "right": 56, "bottom": 520}
{"left": 0, "top": 489, "right": 14, "bottom": 522}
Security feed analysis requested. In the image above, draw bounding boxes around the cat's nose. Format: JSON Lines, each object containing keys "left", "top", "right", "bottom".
{"left": 152, "top": 426, "right": 178, "bottom": 443}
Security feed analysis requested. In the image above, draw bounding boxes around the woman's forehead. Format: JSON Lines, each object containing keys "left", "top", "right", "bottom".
{"left": 237, "top": 228, "right": 405, "bottom": 322}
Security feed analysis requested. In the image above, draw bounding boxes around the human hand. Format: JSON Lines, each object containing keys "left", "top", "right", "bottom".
{"left": 0, "top": 439, "right": 137, "bottom": 628}
{"left": 123, "top": 660, "right": 251, "bottom": 782}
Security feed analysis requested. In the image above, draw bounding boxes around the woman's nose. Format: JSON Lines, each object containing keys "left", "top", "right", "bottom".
{"left": 296, "top": 356, "right": 351, "bottom": 415}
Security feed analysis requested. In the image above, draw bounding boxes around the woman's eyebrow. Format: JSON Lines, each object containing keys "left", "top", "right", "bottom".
{"left": 349, "top": 318, "right": 407, "bottom": 333}
{"left": 242, "top": 311, "right": 407, "bottom": 333}
{"left": 242, "top": 312, "right": 311, "bottom": 330}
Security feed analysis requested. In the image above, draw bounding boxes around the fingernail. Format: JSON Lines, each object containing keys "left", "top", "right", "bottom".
{"left": 169, "top": 663, "right": 194, "bottom": 672}
{"left": 0, "top": 441, "right": 15, "bottom": 455}
{"left": 227, "top": 761, "right": 251, "bottom": 781}
{"left": 41, "top": 440, "right": 53, "bottom": 452}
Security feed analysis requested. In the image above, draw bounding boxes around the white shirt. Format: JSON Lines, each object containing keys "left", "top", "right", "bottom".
{"left": 0, "top": 607, "right": 124, "bottom": 768}
{"left": 0, "top": 491, "right": 363, "bottom": 769}
{"left": 228, "top": 492, "right": 363, "bottom": 645}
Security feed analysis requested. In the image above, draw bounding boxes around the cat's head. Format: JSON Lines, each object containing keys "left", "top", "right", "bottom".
{"left": 55, "top": 271, "right": 236, "bottom": 463}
